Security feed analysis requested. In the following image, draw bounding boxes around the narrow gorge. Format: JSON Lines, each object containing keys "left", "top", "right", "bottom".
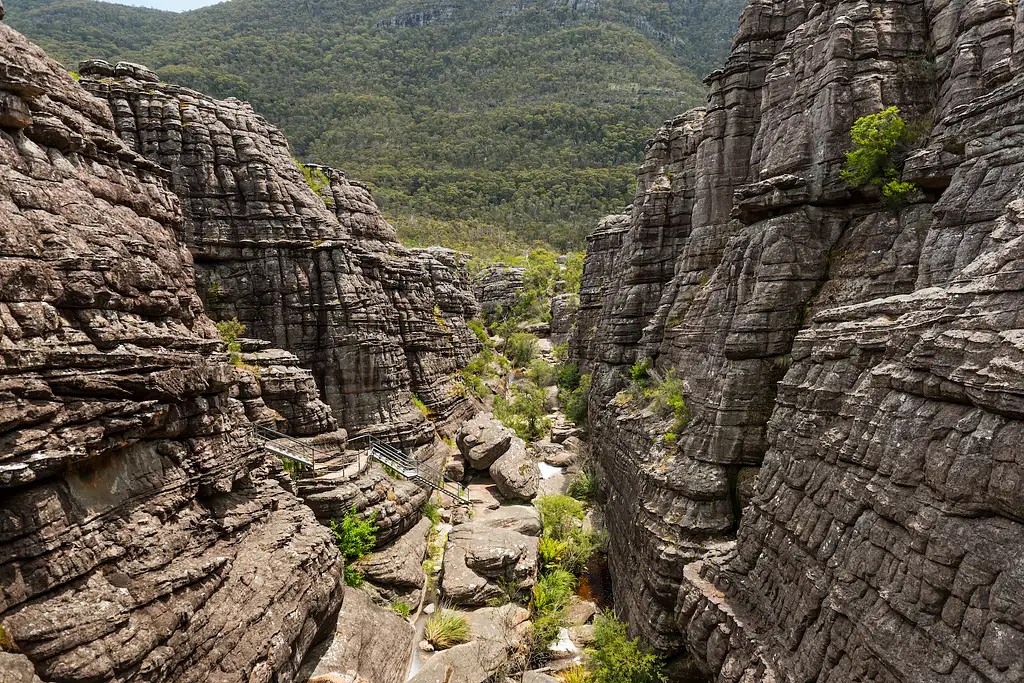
{"left": 2, "top": 0, "right": 1024, "bottom": 680}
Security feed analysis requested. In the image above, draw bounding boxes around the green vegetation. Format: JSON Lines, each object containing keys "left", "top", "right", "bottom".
{"left": 645, "top": 369, "right": 689, "bottom": 434}
{"left": 494, "top": 383, "right": 551, "bottom": 442}
{"left": 215, "top": 317, "right": 245, "bottom": 366}
{"left": 329, "top": 509, "right": 378, "bottom": 587}
{"left": 391, "top": 599, "right": 412, "bottom": 619}
{"left": 559, "top": 370, "right": 592, "bottom": 427}
{"left": 629, "top": 358, "right": 651, "bottom": 383}
{"left": 458, "top": 345, "right": 508, "bottom": 399}
{"left": 841, "top": 106, "right": 918, "bottom": 206}
{"left": 617, "top": 367, "right": 688, "bottom": 437}
{"left": 588, "top": 611, "right": 666, "bottom": 683}
{"left": 411, "top": 393, "right": 431, "bottom": 418}
{"left": 506, "top": 332, "right": 540, "bottom": 368}
{"left": 527, "top": 359, "right": 557, "bottom": 388}
{"left": 559, "top": 665, "right": 591, "bottom": 683}
{"left": 296, "top": 160, "right": 334, "bottom": 206}
{"left": 11, "top": 0, "right": 744, "bottom": 255}
{"left": 535, "top": 494, "right": 596, "bottom": 575}
{"left": 422, "top": 499, "right": 441, "bottom": 525}
{"left": 527, "top": 493, "right": 601, "bottom": 664}
{"left": 424, "top": 605, "right": 472, "bottom": 650}
{"left": 567, "top": 468, "right": 598, "bottom": 502}
{"left": 68, "top": 70, "right": 80, "bottom": 80}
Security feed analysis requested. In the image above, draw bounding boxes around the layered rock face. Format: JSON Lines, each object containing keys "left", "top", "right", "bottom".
{"left": 75, "top": 61, "right": 481, "bottom": 445}
{"left": 0, "top": 24, "right": 343, "bottom": 682}
{"left": 573, "top": 0, "right": 1024, "bottom": 680}
{"left": 474, "top": 263, "right": 525, "bottom": 319}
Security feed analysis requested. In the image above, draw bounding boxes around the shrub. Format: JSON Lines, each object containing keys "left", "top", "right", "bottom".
{"left": 539, "top": 535, "right": 569, "bottom": 569}
{"left": 644, "top": 370, "right": 689, "bottom": 435}
{"left": 424, "top": 606, "right": 471, "bottom": 649}
{"left": 588, "top": 611, "right": 666, "bottom": 683}
{"left": 506, "top": 332, "right": 540, "bottom": 367}
{"left": 423, "top": 499, "right": 441, "bottom": 524}
{"left": 529, "top": 610, "right": 566, "bottom": 659}
{"left": 0, "top": 624, "right": 17, "bottom": 653}
{"left": 560, "top": 664, "right": 591, "bottom": 683}
{"left": 216, "top": 317, "right": 245, "bottom": 366}
{"left": 567, "top": 468, "right": 597, "bottom": 502}
{"left": 468, "top": 319, "right": 488, "bottom": 344}
{"left": 495, "top": 384, "right": 551, "bottom": 442}
{"left": 532, "top": 569, "right": 577, "bottom": 615}
{"left": 412, "top": 393, "right": 431, "bottom": 418}
{"left": 840, "top": 106, "right": 918, "bottom": 206}
{"left": 559, "top": 527, "right": 598, "bottom": 575}
{"left": 535, "top": 494, "right": 585, "bottom": 540}
{"left": 556, "top": 362, "right": 581, "bottom": 390}
{"left": 560, "top": 373, "right": 591, "bottom": 426}
{"left": 392, "top": 599, "right": 412, "bottom": 618}
{"left": 296, "top": 160, "right": 335, "bottom": 207}
{"left": 628, "top": 359, "right": 650, "bottom": 383}
{"left": 553, "top": 342, "right": 569, "bottom": 363}
{"left": 528, "top": 359, "right": 557, "bottom": 387}
{"left": 329, "top": 509, "right": 378, "bottom": 587}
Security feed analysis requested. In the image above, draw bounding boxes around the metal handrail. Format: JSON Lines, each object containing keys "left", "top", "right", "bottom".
{"left": 252, "top": 424, "right": 319, "bottom": 470}
{"left": 349, "top": 433, "right": 469, "bottom": 503}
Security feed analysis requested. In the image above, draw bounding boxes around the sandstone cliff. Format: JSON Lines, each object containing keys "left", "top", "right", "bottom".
{"left": 0, "top": 24, "right": 344, "bottom": 682}
{"left": 74, "top": 60, "right": 482, "bottom": 446}
{"left": 573, "top": 0, "right": 1024, "bottom": 680}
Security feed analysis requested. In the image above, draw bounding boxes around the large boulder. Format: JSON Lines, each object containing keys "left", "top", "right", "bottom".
{"left": 457, "top": 413, "right": 515, "bottom": 469}
{"left": 474, "top": 504, "right": 542, "bottom": 537}
{"left": 298, "top": 587, "right": 414, "bottom": 683}
{"left": 441, "top": 524, "right": 539, "bottom": 606}
{"left": 354, "top": 516, "right": 431, "bottom": 588}
{"left": 489, "top": 440, "right": 539, "bottom": 500}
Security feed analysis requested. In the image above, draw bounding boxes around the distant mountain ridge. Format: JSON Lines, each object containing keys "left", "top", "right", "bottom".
{"left": 8, "top": 0, "right": 745, "bottom": 256}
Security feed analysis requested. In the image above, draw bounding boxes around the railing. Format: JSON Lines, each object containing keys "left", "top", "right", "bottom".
{"left": 349, "top": 434, "right": 470, "bottom": 504}
{"left": 251, "top": 424, "right": 319, "bottom": 471}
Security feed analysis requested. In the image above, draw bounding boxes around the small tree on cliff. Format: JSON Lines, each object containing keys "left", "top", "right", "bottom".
{"left": 841, "top": 106, "right": 917, "bottom": 206}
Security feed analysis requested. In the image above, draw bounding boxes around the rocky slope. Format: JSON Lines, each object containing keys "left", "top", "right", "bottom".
{"left": 74, "top": 59, "right": 482, "bottom": 447}
{"left": 571, "top": 0, "right": 1024, "bottom": 680}
{"left": 0, "top": 22, "right": 344, "bottom": 682}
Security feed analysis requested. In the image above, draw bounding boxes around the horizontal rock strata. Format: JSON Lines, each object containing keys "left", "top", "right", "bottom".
{"left": 0, "top": 24, "right": 343, "bottom": 683}
{"left": 572, "top": 0, "right": 1024, "bottom": 680}
{"left": 76, "top": 61, "right": 482, "bottom": 445}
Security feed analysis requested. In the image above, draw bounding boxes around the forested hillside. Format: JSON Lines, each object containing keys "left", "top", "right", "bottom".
{"left": 8, "top": 0, "right": 744, "bottom": 256}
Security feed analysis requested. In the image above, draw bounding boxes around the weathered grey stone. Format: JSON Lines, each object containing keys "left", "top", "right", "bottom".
{"left": 76, "top": 69, "right": 482, "bottom": 446}
{"left": 354, "top": 516, "right": 431, "bottom": 588}
{"left": 441, "top": 523, "right": 539, "bottom": 606}
{"left": 474, "top": 263, "right": 525, "bottom": 319}
{"left": 489, "top": 439, "right": 540, "bottom": 501}
{"left": 473, "top": 504, "right": 543, "bottom": 537}
{"left": 549, "top": 293, "right": 578, "bottom": 346}
{"left": 298, "top": 588, "right": 414, "bottom": 683}
{"left": 0, "top": 24, "right": 343, "bottom": 682}
{"left": 457, "top": 412, "right": 515, "bottom": 469}
{"left": 570, "top": 0, "right": 1024, "bottom": 679}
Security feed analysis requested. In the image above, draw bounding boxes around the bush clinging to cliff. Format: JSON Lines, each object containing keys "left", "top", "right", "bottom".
{"left": 841, "top": 106, "right": 918, "bottom": 205}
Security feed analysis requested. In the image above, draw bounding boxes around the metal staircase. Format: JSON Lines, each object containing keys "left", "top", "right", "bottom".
{"left": 252, "top": 425, "right": 318, "bottom": 470}
{"left": 350, "top": 434, "right": 470, "bottom": 504}
{"left": 252, "top": 425, "right": 469, "bottom": 504}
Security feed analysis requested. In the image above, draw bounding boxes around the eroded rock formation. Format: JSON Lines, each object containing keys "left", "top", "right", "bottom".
{"left": 0, "top": 24, "right": 343, "bottom": 682}
{"left": 74, "top": 61, "right": 482, "bottom": 445}
{"left": 573, "top": 0, "right": 1024, "bottom": 680}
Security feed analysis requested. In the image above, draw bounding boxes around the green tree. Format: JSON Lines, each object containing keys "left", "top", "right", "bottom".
{"left": 588, "top": 611, "right": 666, "bottom": 683}
{"left": 329, "top": 509, "right": 378, "bottom": 586}
{"left": 840, "top": 106, "right": 917, "bottom": 206}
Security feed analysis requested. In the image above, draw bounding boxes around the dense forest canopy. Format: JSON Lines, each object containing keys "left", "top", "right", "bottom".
{"left": 9, "top": 0, "right": 744, "bottom": 257}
